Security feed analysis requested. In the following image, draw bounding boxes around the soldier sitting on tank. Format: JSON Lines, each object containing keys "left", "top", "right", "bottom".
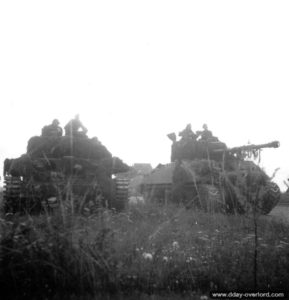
{"left": 41, "top": 119, "right": 63, "bottom": 137}
{"left": 64, "top": 114, "right": 88, "bottom": 137}
{"left": 179, "top": 124, "right": 198, "bottom": 141}
{"left": 197, "top": 124, "right": 218, "bottom": 142}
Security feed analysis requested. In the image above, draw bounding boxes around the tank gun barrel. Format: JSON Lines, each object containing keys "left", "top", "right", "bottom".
{"left": 213, "top": 141, "right": 280, "bottom": 154}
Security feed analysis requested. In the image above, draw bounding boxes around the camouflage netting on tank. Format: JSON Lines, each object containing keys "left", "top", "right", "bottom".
{"left": 4, "top": 132, "right": 131, "bottom": 214}
{"left": 171, "top": 159, "right": 279, "bottom": 214}
{"left": 163, "top": 126, "right": 281, "bottom": 214}
{"left": 27, "top": 136, "right": 112, "bottom": 160}
{"left": 171, "top": 159, "right": 227, "bottom": 212}
{"left": 173, "top": 159, "right": 221, "bottom": 185}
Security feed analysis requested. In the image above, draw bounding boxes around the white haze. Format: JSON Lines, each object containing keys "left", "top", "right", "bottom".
{"left": 0, "top": 1, "right": 288, "bottom": 190}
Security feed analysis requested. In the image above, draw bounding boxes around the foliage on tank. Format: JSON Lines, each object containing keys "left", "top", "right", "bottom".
{"left": 143, "top": 123, "right": 281, "bottom": 214}
{"left": 3, "top": 116, "right": 130, "bottom": 214}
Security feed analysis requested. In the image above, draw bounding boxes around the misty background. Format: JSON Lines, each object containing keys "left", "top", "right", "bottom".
{"left": 0, "top": 1, "right": 288, "bottom": 190}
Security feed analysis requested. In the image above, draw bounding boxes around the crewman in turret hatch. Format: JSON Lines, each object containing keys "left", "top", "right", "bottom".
{"left": 42, "top": 119, "right": 63, "bottom": 137}
{"left": 179, "top": 124, "right": 197, "bottom": 141}
{"left": 197, "top": 123, "right": 220, "bottom": 142}
{"left": 64, "top": 114, "right": 88, "bottom": 137}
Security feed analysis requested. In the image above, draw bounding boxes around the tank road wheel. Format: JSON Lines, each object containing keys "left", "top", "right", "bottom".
{"left": 113, "top": 177, "right": 129, "bottom": 211}
{"left": 3, "top": 176, "right": 42, "bottom": 214}
{"left": 3, "top": 176, "right": 22, "bottom": 213}
{"left": 258, "top": 181, "right": 281, "bottom": 215}
{"left": 3, "top": 176, "right": 55, "bottom": 214}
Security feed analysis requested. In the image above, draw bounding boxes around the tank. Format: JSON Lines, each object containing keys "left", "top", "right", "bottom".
{"left": 142, "top": 128, "right": 281, "bottom": 214}
{"left": 3, "top": 126, "right": 130, "bottom": 214}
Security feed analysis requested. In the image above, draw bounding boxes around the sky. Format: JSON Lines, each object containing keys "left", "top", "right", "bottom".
{"left": 0, "top": 1, "right": 289, "bottom": 190}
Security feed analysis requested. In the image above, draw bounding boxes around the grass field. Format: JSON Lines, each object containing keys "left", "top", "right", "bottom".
{"left": 1, "top": 201, "right": 289, "bottom": 299}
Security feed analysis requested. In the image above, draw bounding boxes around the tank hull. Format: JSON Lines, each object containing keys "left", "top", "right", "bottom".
{"left": 142, "top": 159, "right": 280, "bottom": 215}
{"left": 3, "top": 134, "right": 129, "bottom": 214}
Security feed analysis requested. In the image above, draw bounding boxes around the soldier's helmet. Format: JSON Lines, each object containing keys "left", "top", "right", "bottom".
{"left": 52, "top": 119, "right": 60, "bottom": 125}
{"left": 202, "top": 124, "right": 208, "bottom": 130}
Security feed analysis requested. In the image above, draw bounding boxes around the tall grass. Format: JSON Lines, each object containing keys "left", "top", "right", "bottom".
{"left": 1, "top": 201, "right": 289, "bottom": 299}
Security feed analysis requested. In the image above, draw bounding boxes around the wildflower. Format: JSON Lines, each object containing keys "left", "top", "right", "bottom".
{"left": 142, "top": 252, "right": 153, "bottom": 260}
{"left": 210, "top": 281, "right": 215, "bottom": 289}
{"left": 172, "top": 241, "right": 180, "bottom": 250}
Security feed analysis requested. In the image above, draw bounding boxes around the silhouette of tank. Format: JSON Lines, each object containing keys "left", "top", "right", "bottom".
{"left": 3, "top": 125, "right": 130, "bottom": 214}
{"left": 142, "top": 128, "right": 280, "bottom": 214}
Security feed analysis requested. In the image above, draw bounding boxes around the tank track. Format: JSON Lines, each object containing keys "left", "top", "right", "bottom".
{"left": 3, "top": 176, "right": 107, "bottom": 215}
{"left": 2, "top": 176, "right": 38, "bottom": 213}
{"left": 114, "top": 177, "right": 129, "bottom": 210}
{"left": 258, "top": 181, "right": 281, "bottom": 214}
